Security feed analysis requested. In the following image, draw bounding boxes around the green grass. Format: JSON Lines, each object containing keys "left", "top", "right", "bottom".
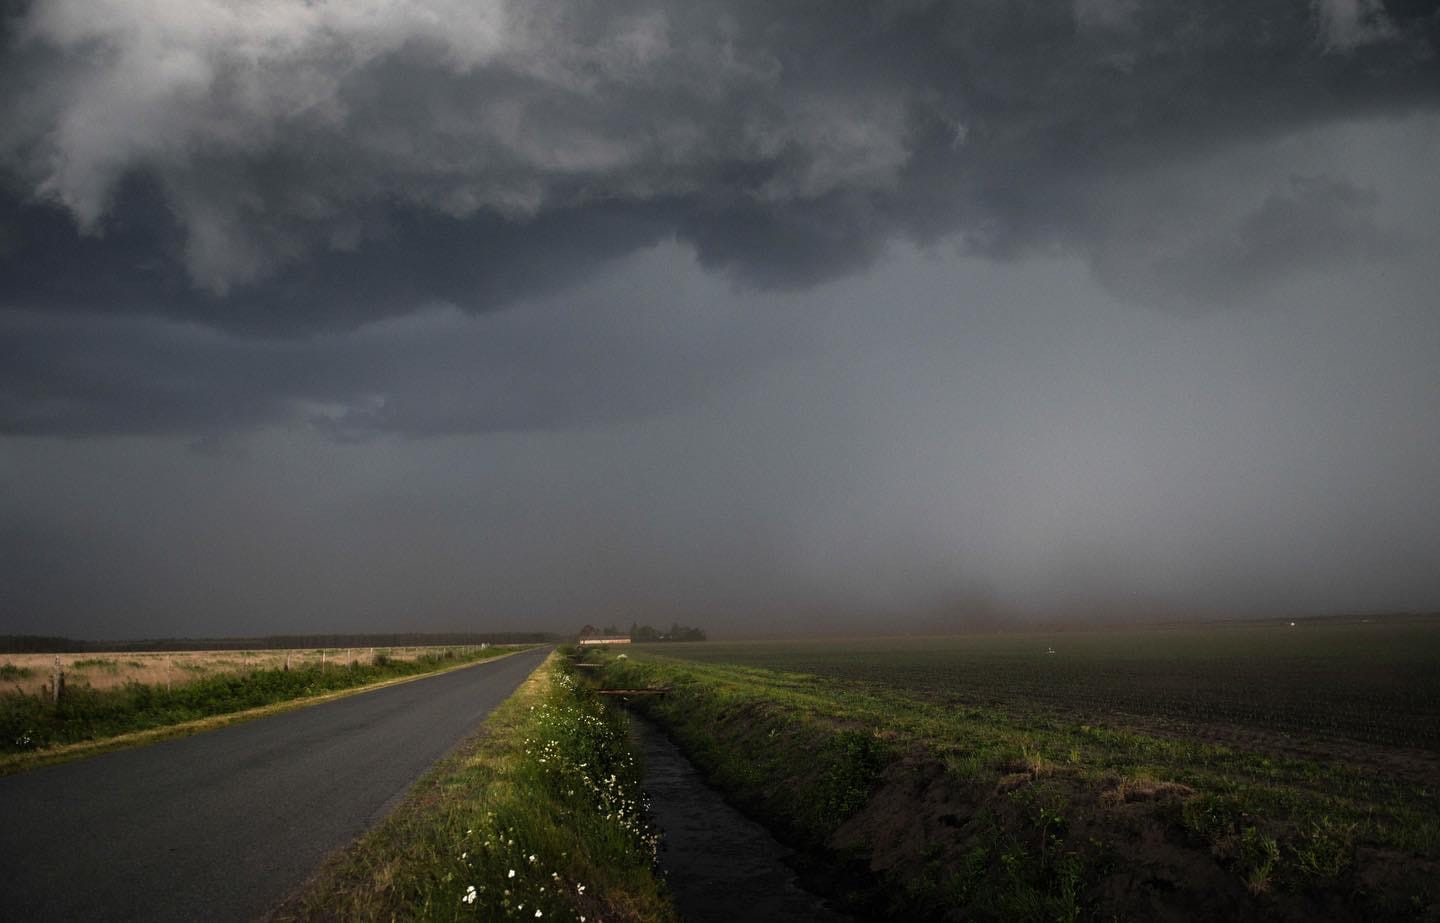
{"left": 590, "top": 629, "right": 1440, "bottom": 921}
{"left": 0, "top": 646, "right": 527, "bottom": 756}
{"left": 278, "top": 651, "right": 674, "bottom": 923}
{"left": 0, "top": 662, "right": 34, "bottom": 681}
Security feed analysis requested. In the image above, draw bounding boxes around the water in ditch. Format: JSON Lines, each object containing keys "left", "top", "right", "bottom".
{"left": 631, "top": 716, "right": 854, "bottom": 923}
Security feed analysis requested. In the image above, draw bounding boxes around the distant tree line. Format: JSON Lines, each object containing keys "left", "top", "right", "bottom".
{"left": 622, "top": 622, "right": 707, "bottom": 642}
{"left": 0, "top": 632, "right": 559, "bottom": 654}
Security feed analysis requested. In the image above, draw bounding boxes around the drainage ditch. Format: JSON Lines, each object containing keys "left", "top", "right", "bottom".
{"left": 630, "top": 715, "right": 854, "bottom": 923}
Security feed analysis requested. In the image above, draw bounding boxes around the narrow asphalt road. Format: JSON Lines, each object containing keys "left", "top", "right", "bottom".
{"left": 0, "top": 646, "right": 550, "bottom": 922}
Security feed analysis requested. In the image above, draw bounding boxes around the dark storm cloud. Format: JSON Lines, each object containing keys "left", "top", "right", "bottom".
{"left": 2, "top": 1, "right": 1436, "bottom": 313}
{"left": 0, "top": 179, "right": 674, "bottom": 335}
{"left": 0, "top": 243, "right": 799, "bottom": 437}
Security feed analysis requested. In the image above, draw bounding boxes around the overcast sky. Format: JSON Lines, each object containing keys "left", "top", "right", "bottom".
{"left": 2, "top": 0, "right": 1438, "bottom": 639}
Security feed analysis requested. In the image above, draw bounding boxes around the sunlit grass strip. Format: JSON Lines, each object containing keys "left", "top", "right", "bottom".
{"left": 0, "top": 646, "right": 530, "bottom": 774}
{"left": 277, "top": 652, "right": 674, "bottom": 923}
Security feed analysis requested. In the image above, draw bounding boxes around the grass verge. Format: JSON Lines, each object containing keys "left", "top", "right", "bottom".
{"left": 593, "top": 650, "right": 1439, "bottom": 922}
{"left": 273, "top": 650, "right": 675, "bottom": 923}
{"left": 0, "top": 646, "right": 531, "bottom": 776}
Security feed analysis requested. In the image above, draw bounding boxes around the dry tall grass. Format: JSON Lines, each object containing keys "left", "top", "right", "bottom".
{"left": 0, "top": 646, "right": 483, "bottom": 695}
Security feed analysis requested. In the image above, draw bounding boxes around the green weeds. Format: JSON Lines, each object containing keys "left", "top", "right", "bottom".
{"left": 1240, "top": 826, "right": 1281, "bottom": 894}
{"left": 1178, "top": 791, "right": 1245, "bottom": 846}
{"left": 1290, "top": 817, "right": 1355, "bottom": 880}
{"left": 813, "top": 730, "right": 891, "bottom": 820}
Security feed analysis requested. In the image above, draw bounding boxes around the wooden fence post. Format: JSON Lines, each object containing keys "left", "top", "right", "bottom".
{"left": 51, "top": 655, "right": 64, "bottom": 705}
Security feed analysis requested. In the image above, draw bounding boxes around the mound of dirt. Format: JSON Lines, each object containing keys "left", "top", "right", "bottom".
{"left": 827, "top": 755, "right": 1433, "bottom": 922}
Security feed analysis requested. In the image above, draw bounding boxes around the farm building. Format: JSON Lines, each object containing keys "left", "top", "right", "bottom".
{"left": 577, "top": 624, "right": 631, "bottom": 646}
